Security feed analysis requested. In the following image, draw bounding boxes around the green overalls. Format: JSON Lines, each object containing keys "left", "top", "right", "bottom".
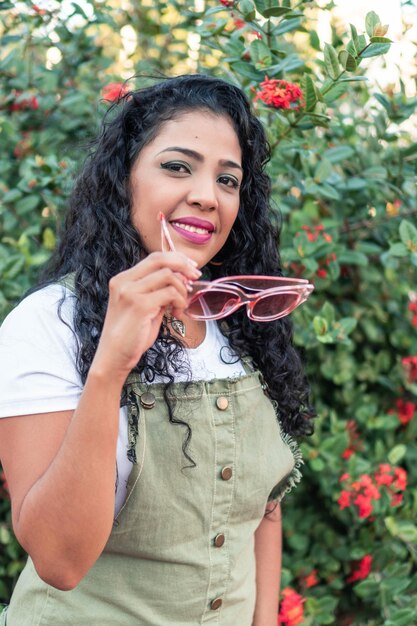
{"left": 1, "top": 281, "right": 303, "bottom": 626}
{"left": 2, "top": 370, "right": 302, "bottom": 625}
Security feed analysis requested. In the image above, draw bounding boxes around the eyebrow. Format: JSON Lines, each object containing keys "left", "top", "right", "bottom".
{"left": 157, "top": 146, "right": 243, "bottom": 172}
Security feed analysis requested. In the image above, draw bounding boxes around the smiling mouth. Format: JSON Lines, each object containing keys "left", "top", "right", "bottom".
{"left": 170, "top": 221, "right": 212, "bottom": 235}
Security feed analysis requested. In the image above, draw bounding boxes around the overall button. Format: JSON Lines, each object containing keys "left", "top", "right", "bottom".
{"left": 214, "top": 533, "right": 225, "bottom": 547}
{"left": 140, "top": 392, "right": 155, "bottom": 409}
{"left": 210, "top": 598, "right": 223, "bottom": 610}
{"left": 221, "top": 466, "right": 233, "bottom": 481}
{"left": 216, "top": 396, "right": 229, "bottom": 410}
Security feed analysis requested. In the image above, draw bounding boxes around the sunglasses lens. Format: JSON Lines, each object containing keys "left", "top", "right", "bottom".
{"left": 188, "top": 290, "right": 240, "bottom": 318}
{"left": 251, "top": 292, "right": 300, "bottom": 319}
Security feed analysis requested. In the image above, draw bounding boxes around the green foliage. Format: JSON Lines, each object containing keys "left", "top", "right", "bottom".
{"left": 1, "top": 0, "right": 416, "bottom": 623}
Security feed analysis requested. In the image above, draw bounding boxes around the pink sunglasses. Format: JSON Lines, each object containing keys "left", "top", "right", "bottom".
{"left": 158, "top": 212, "right": 314, "bottom": 321}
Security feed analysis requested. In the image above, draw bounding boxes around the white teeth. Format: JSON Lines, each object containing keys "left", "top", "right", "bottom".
{"left": 172, "top": 221, "right": 211, "bottom": 235}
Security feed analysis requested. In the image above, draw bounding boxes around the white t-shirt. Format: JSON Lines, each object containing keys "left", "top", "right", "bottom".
{"left": 0, "top": 285, "right": 245, "bottom": 513}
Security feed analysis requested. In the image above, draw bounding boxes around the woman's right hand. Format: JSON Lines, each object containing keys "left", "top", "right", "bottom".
{"left": 91, "top": 251, "right": 201, "bottom": 382}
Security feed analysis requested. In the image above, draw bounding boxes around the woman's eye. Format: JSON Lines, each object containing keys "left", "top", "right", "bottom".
{"left": 218, "top": 175, "right": 240, "bottom": 189}
{"left": 160, "top": 161, "right": 190, "bottom": 174}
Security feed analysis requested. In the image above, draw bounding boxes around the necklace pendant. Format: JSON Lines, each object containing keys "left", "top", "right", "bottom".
{"left": 171, "top": 318, "right": 186, "bottom": 337}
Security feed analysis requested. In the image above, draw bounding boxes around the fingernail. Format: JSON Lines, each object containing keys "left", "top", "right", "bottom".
{"left": 192, "top": 268, "right": 202, "bottom": 277}
{"left": 188, "top": 258, "right": 198, "bottom": 267}
{"left": 186, "top": 283, "right": 193, "bottom": 292}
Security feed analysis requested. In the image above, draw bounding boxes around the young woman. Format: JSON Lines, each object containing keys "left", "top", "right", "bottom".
{"left": 0, "top": 74, "right": 314, "bottom": 626}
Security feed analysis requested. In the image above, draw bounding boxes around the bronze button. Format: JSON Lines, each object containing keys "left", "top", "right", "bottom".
{"left": 140, "top": 392, "right": 155, "bottom": 409}
{"left": 216, "top": 396, "right": 229, "bottom": 410}
{"left": 210, "top": 597, "right": 223, "bottom": 610}
{"left": 221, "top": 466, "right": 233, "bottom": 481}
{"left": 214, "top": 533, "right": 225, "bottom": 547}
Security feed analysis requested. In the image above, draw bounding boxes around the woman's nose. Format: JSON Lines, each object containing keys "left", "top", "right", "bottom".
{"left": 186, "top": 178, "right": 219, "bottom": 211}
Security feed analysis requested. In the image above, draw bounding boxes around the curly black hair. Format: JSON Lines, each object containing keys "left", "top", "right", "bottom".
{"left": 31, "top": 74, "right": 315, "bottom": 462}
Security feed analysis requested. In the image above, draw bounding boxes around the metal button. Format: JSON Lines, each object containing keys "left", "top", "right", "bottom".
{"left": 210, "top": 597, "right": 223, "bottom": 610}
{"left": 221, "top": 466, "right": 233, "bottom": 481}
{"left": 216, "top": 396, "right": 229, "bottom": 410}
{"left": 214, "top": 533, "right": 225, "bottom": 547}
{"left": 140, "top": 392, "right": 155, "bottom": 409}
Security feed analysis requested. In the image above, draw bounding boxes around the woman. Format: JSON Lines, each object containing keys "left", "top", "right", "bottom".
{"left": 0, "top": 74, "right": 314, "bottom": 625}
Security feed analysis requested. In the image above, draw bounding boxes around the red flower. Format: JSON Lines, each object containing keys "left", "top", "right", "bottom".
{"left": 254, "top": 77, "right": 304, "bottom": 111}
{"left": 393, "top": 467, "right": 407, "bottom": 491}
{"left": 278, "top": 587, "right": 305, "bottom": 626}
{"left": 32, "top": 4, "right": 46, "bottom": 14}
{"left": 316, "top": 268, "right": 327, "bottom": 279}
{"left": 234, "top": 18, "right": 245, "bottom": 29}
{"left": 304, "top": 569, "right": 319, "bottom": 588}
{"left": 102, "top": 82, "right": 128, "bottom": 102}
{"left": 338, "top": 490, "right": 352, "bottom": 510}
{"left": 10, "top": 92, "right": 39, "bottom": 112}
{"left": 409, "top": 302, "right": 417, "bottom": 327}
{"left": 220, "top": 0, "right": 235, "bottom": 6}
{"left": 391, "top": 493, "right": 403, "bottom": 506}
{"left": 347, "top": 555, "right": 372, "bottom": 583}
{"left": 402, "top": 356, "right": 417, "bottom": 382}
{"left": 395, "top": 399, "right": 415, "bottom": 425}
{"left": 353, "top": 493, "right": 374, "bottom": 519}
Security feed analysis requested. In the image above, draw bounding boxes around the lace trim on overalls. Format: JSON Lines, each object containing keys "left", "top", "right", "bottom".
{"left": 255, "top": 367, "right": 304, "bottom": 503}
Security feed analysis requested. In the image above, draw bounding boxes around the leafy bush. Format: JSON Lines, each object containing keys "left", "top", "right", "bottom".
{"left": 1, "top": 1, "right": 416, "bottom": 623}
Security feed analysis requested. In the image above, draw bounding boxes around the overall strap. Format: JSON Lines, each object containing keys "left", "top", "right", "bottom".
{"left": 57, "top": 271, "right": 76, "bottom": 294}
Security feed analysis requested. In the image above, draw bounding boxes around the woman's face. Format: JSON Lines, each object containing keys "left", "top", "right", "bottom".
{"left": 130, "top": 110, "right": 242, "bottom": 268}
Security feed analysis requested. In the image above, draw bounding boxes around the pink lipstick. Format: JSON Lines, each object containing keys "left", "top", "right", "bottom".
{"left": 169, "top": 216, "right": 215, "bottom": 244}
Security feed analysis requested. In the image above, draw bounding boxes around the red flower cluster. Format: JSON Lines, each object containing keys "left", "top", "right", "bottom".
{"left": 295, "top": 225, "right": 335, "bottom": 279}
{"left": 347, "top": 554, "right": 372, "bottom": 584}
{"left": 408, "top": 301, "right": 417, "bottom": 326}
{"left": 102, "top": 82, "right": 128, "bottom": 102}
{"left": 341, "top": 420, "right": 363, "bottom": 459}
{"left": 254, "top": 76, "right": 304, "bottom": 111}
{"left": 390, "top": 398, "right": 416, "bottom": 426}
{"left": 338, "top": 465, "right": 407, "bottom": 517}
{"left": 10, "top": 91, "right": 39, "bottom": 112}
{"left": 278, "top": 587, "right": 305, "bottom": 626}
{"left": 402, "top": 356, "right": 417, "bottom": 382}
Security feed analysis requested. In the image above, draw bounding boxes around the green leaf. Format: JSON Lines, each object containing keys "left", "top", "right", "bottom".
{"left": 324, "top": 43, "right": 340, "bottom": 80}
{"left": 249, "top": 39, "right": 272, "bottom": 70}
{"left": 355, "top": 578, "right": 380, "bottom": 597}
{"left": 239, "top": 0, "right": 256, "bottom": 20}
{"left": 323, "top": 145, "right": 355, "bottom": 163}
{"left": 337, "top": 251, "right": 368, "bottom": 266}
{"left": 3, "top": 189, "right": 23, "bottom": 203}
{"left": 302, "top": 74, "right": 317, "bottom": 112}
{"left": 338, "top": 50, "right": 357, "bottom": 72}
{"left": 399, "top": 219, "right": 417, "bottom": 250}
{"left": 15, "top": 195, "right": 39, "bottom": 215}
{"left": 230, "top": 61, "right": 264, "bottom": 81}
{"left": 388, "top": 445, "right": 407, "bottom": 464}
{"left": 360, "top": 43, "right": 391, "bottom": 58}
{"left": 350, "top": 24, "right": 360, "bottom": 53}
{"left": 314, "top": 158, "right": 332, "bottom": 183}
{"left": 387, "top": 242, "right": 408, "bottom": 257}
{"left": 322, "top": 82, "right": 348, "bottom": 103}
{"left": 313, "top": 316, "right": 328, "bottom": 336}
{"left": 263, "top": 7, "right": 291, "bottom": 17}
{"left": 370, "top": 36, "right": 392, "bottom": 44}
{"left": 384, "top": 609, "right": 417, "bottom": 626}
{"left": 365, "top": 11, "right": 381, "bottom": 38}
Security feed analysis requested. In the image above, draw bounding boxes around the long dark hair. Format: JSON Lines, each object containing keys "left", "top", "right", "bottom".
{"left": 30, "top": 74, "right": 315, "bottom": 461}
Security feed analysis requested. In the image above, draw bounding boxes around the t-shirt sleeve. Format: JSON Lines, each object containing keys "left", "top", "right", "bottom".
{"left": 0, "top": 285, "right": 83, "bottom": 418}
